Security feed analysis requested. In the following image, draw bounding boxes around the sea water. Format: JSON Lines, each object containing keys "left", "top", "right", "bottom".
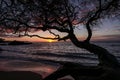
{"left": 0, "top": 41, "right": 120, "bottom": 77}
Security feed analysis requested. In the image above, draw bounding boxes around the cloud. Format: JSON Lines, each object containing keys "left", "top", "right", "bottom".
{"left": 102, "top": 34, "right": 120, "bottom": 38}
{"left": 0, "top": 33, "right": 20, "bottom": 38}
{"left": 92, "top": 34, "right": 120, "bottom": 41}
{"left": 114, "top": 26, "right": 120, "bottom": 31}
{"left": 117, "top": 29, "right": 120, "bottom": 31}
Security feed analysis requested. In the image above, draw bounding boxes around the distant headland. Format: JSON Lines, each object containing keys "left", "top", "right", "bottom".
{"left": 0, "top": 38, "right": 32, "bottom": 45}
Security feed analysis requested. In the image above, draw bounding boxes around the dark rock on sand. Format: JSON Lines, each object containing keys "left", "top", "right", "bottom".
{"left": 0, "top": 71, "right": 42, "bottom": 80}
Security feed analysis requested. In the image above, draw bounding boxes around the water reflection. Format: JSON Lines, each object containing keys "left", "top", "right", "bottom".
{"left": 0, "top": 42, "right": 120, "bottom": 78}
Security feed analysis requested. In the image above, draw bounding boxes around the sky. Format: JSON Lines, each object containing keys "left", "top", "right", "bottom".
{"left": 91, "top": 19, "right": 120, "bottom": 41}
{"left": 0, "top": 0, "right": 120, "bottom": 42}
{"left": 2, "top": 18, "right": 120, "bottom": 42}
{"left": 73, "top": 19, "right": 120, "bottom": 42}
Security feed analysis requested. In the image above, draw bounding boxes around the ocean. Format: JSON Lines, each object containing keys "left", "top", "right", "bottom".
{"left": 0, "top": 41, "right": 120, "bottom": 77}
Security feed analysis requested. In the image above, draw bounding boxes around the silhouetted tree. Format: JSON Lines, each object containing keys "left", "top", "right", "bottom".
{"left": 0, "top": 0, "right": 120, "bottom": 80}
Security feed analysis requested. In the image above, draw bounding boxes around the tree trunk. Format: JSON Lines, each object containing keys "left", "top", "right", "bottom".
{"left": 43, "top": 33, "right": 120, "bottom": 80}
{"left": 69, "top": 33, "right": 120, "bottom": 68}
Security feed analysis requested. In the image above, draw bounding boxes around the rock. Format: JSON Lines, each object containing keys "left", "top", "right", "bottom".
{"left": 0, "top": 71, "right": 42, "bottom": 80}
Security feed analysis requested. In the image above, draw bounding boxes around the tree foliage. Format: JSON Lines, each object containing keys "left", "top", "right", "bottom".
{"left": 0, "top": 0, "right": 119, "bottom": 41}
{"left": 0, "top": 0, "right": 120, "bottom": 80}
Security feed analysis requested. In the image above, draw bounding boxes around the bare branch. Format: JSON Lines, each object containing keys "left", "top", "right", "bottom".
{"left": 58, "top": 35, "right": 69, "bottom": 41}
{"left": 48, "top": 30, "right": 60, "bottom": 38}
{"left": 84, "top": 0, "right": 119, "bottom": 42}
{"left": 19, "top": 34, "right": 59, "bottom": 40}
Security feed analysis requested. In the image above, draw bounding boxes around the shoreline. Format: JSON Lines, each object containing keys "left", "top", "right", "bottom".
{"left": 0, "top": 59, "right": 73, "bottom": 80}
{"left": 0, "top": 58, "right": 58, "bottom": 78}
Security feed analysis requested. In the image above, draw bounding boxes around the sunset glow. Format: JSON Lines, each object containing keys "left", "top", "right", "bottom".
{"left": 47, "top": 39, "right": 54, "bottom": 43}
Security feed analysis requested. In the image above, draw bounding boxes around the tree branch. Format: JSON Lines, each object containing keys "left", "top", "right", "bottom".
{"left": 19, "top": 34, "right": 59, "bottom": 40}
{"left": 58, "top": 35, "right": 69, "bottom": 41}
{"left": 19, "top": 32, "right": 69, "bottom": 41}
{"left": 84, "top": 0, "right": 118, "bottom": 42}
{"left": 48, "top": 30, "right": 60, "bottom": 38}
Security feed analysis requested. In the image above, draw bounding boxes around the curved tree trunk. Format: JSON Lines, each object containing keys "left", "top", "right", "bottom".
{"left": 43, "top": 62, "right": 104, "bottom": 80}
{"left": 69, "top": 33, "right": 120, "bottom": 68}
{"left": 43, "top": 33, "right": 120, "bottom": 80}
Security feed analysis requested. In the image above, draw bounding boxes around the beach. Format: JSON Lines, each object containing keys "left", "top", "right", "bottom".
{"left": 0, "top": 58, "right": 58, "bottom": 78}
{"left": 0, "top": 41, "right": 120, "bottom": 79}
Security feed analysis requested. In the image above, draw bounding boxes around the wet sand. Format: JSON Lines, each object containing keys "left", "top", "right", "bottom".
{"left": 0, "top": 59, "right": 74, "bottom": 80}
{"left": 0, "top": 59, "right": 58, "bottom": 78}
